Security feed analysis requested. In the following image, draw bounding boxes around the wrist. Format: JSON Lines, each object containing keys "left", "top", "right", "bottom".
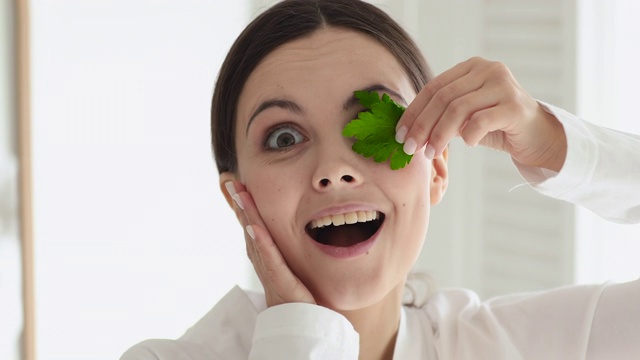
{"left": 540, "top": 107, "right": 567, "bottom": 172}
{"left": 519, "top": 105, "right": 567, "bottom": 172}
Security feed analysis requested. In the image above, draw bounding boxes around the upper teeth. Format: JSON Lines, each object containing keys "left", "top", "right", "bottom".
{"left": 310, "top": 210, "right": 380, "bottom": 229}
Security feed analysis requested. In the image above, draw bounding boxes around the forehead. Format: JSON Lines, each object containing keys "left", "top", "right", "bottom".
{"left": 237, "top": 27, "right": 415, "bottom": 121}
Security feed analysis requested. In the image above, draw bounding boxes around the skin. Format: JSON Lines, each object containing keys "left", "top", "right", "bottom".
{"left": 219, "top": 27, "right": 567, "bottom": 360}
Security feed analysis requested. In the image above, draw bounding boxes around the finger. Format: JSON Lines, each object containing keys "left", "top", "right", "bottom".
{"left": 223, "top": 180, "right": 247, "bottom": 220}
{"left": 244, "top": 224, "right": 268, "bottom": 286}
{"left": 225, "top": 180, "right": 269, "bottom": 232}
{"left": 236, "top": 191, "right": 274, "bottom": 287}
{"left": 459, "top": 105, "right": 512, "bottom": 148}
{"left": 396, "top": 57, "right": 477, "bottom": 143}
{"left": 250, "top": 224, "right": 288, "bottom": 285}
{"left": 233, "top": 188, "right": 296, "bottom": 297}
{"left": 223, "top": 181, "right": 266, "bottom": 280}
{"left": 403, "top": 62, "right": 485, "bottom": 154}
{"left": 405, "top": 74, "right": 485, "bottom": 156}
{"left": 396, "top": 62, "right": 478, "bottom": 138}
{"left": 251, "top": 224, "right": 314, "bottom": 305}
{"left": 235, "top": 189, "right": 267, "bottom": 230}
{"left": 428, "top": 86, "right": 499, "bottom": 157}
{"left": 223, "top": 181, "right": 253, "bottom": 258}
{"left": 230, "top": 186, "right": 269, "bottom": 270}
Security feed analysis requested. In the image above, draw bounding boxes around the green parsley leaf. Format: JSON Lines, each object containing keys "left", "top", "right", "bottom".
{"left": 342, "top": 90, "right": 413, "bottom": 170}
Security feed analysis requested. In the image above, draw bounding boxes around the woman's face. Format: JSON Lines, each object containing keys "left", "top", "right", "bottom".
{"left": 227, "top": 28, "right": 447, "bottom": 310}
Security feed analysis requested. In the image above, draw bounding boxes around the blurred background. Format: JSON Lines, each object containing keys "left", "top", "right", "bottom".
{"left": 1, "top": 0, "right": 639, "bottom": 359}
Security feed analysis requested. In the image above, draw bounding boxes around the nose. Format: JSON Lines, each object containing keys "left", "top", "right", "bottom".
{"left": 312, "top": 148, "right": 363, "bottom": 192}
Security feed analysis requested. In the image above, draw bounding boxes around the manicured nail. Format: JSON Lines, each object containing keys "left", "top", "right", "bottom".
{"left": 232, "top": 194, "right": 244, "bottom": 210}
{"left": 245, "top": 225, "right": 255, "bottom": 240}
{"left": 224, "top": 181, "right": 237, "bottom": 196}
{"left": 395, "top": 126, "right": 408, "bottom": 143}
{"left": 225, "top": 182, "right": 244, "bottom": 209}
{"left": 403, "top": 138, "right": 417, "bottom": 155}
{"left": 425, "top": 144, "right": 436, "bottom": 160}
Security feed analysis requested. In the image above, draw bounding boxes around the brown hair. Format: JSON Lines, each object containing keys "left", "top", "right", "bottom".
{"left": 211, "top": 0, "right": 432, "bottom": 173}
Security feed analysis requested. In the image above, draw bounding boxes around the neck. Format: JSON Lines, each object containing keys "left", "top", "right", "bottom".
{"left": 337, "top": 282, "right": 404, "bottom": 360}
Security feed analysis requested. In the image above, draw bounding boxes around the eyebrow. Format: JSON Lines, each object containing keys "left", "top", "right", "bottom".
{"left": 343, "top": 84, "right": 408, "bottom": 110}
{"left": 245, "top": 84, "right": 408, "bottom": 135}
{"left": 246, "top": 99, "right": 303, "bottom": 135}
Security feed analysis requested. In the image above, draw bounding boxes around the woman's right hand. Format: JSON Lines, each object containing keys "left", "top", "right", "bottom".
{"left": 224, "top": 181, "right": 316, "bottom": 308}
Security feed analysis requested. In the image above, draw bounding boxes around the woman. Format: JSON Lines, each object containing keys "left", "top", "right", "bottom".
{"left": 122, "top": 0, "right": 640, "bottom": 359}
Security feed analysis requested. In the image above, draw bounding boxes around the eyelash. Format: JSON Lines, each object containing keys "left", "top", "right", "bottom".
{"left": 262, "top": 123, "right": 307, "bottom": 152}
{"left": 259, "top": 108, "right": 364, "bottom": 153}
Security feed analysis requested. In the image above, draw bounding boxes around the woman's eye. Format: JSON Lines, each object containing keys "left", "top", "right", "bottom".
{"left": 265, "top": 126, "right": 305, "bottom": 150}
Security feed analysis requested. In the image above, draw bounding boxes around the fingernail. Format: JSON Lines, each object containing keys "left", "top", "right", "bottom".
{"left": 425, "top": 144, "right": 436, "bottom": 160}
{"left": 245, "top": 225, "right": 255, "bottom": 240}
{"left": 403, "top": 138, "right": 417, "bottom": 155}
{"left": 232, "top": 194, "right": 244, "bottom": 210}
{"left": 395, "top": 126, "right": 408, "bottom": 143}
{"left": 224, "top": 181, "right": 237, "bottom": 196}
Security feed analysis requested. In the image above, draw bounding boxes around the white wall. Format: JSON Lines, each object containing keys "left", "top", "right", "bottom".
{"left": 30, "top": 1, "right": 251, "bottom": 359}
{"left": 574, "top": 0, "right": 640, "bottom": 284}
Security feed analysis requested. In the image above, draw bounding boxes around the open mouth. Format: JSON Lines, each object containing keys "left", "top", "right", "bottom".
{"left": 305, "top": 210, "right": 385, "bottom": 247}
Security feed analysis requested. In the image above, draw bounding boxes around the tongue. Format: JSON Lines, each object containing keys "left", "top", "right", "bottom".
{"left": 320, "top": 224, "right": 368, "bottom": 247}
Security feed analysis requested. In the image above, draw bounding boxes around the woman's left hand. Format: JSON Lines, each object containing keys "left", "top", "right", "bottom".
{"left": 395, "top": 57, "right": 567, "bottom": 172}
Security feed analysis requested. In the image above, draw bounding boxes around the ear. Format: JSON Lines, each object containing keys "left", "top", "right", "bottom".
{"left": 429, "top": 147, "right": 449, "bottom": 205}
{"left": 219, "top": 172, "right": 239, "bottom": 210}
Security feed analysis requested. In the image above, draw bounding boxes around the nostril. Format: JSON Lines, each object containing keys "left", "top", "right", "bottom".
{"left": 318, "top": 175, "right": 355, "bottom": 188}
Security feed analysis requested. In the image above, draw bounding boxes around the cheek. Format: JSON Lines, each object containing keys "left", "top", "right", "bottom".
{"left": 240, "top": 165, "right": 301, "bottom": 240}
{"left": 389, "top": 159, "right": 432, "bottom": 233}
{"left": 246, "top": 175, "right": 281, "bottom": 221}
{"left": 388, "top": 157, "right": 431, "bottom": 199}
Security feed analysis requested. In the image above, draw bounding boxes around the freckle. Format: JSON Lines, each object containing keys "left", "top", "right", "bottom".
{"left": 402, "top": 203, "right": 406, "bottom": 207}
{"left": 366, "top": 251, "right": 369, "bottom": 255}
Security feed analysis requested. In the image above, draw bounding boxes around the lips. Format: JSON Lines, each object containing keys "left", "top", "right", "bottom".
{"left": 305, "top": 210, "right": 385, "bottom": 248}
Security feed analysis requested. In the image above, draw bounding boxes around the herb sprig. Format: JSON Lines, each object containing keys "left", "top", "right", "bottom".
{"left": 342, "top": 90, "right": 412, "bottom": 170}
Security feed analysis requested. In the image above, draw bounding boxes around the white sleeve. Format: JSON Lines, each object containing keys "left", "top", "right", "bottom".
{"left": 250, "top": 303, "right": 359, "bottom": 360}
{"left": 514, "top": 102, "right": 640, "bottom": 224}
{"left": 119, "top": 287, "right": 359, "bottom": 359}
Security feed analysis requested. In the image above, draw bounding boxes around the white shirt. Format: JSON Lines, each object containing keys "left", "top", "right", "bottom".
{"left": 121, "top": 104, "right": 640, "bottom": 359}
